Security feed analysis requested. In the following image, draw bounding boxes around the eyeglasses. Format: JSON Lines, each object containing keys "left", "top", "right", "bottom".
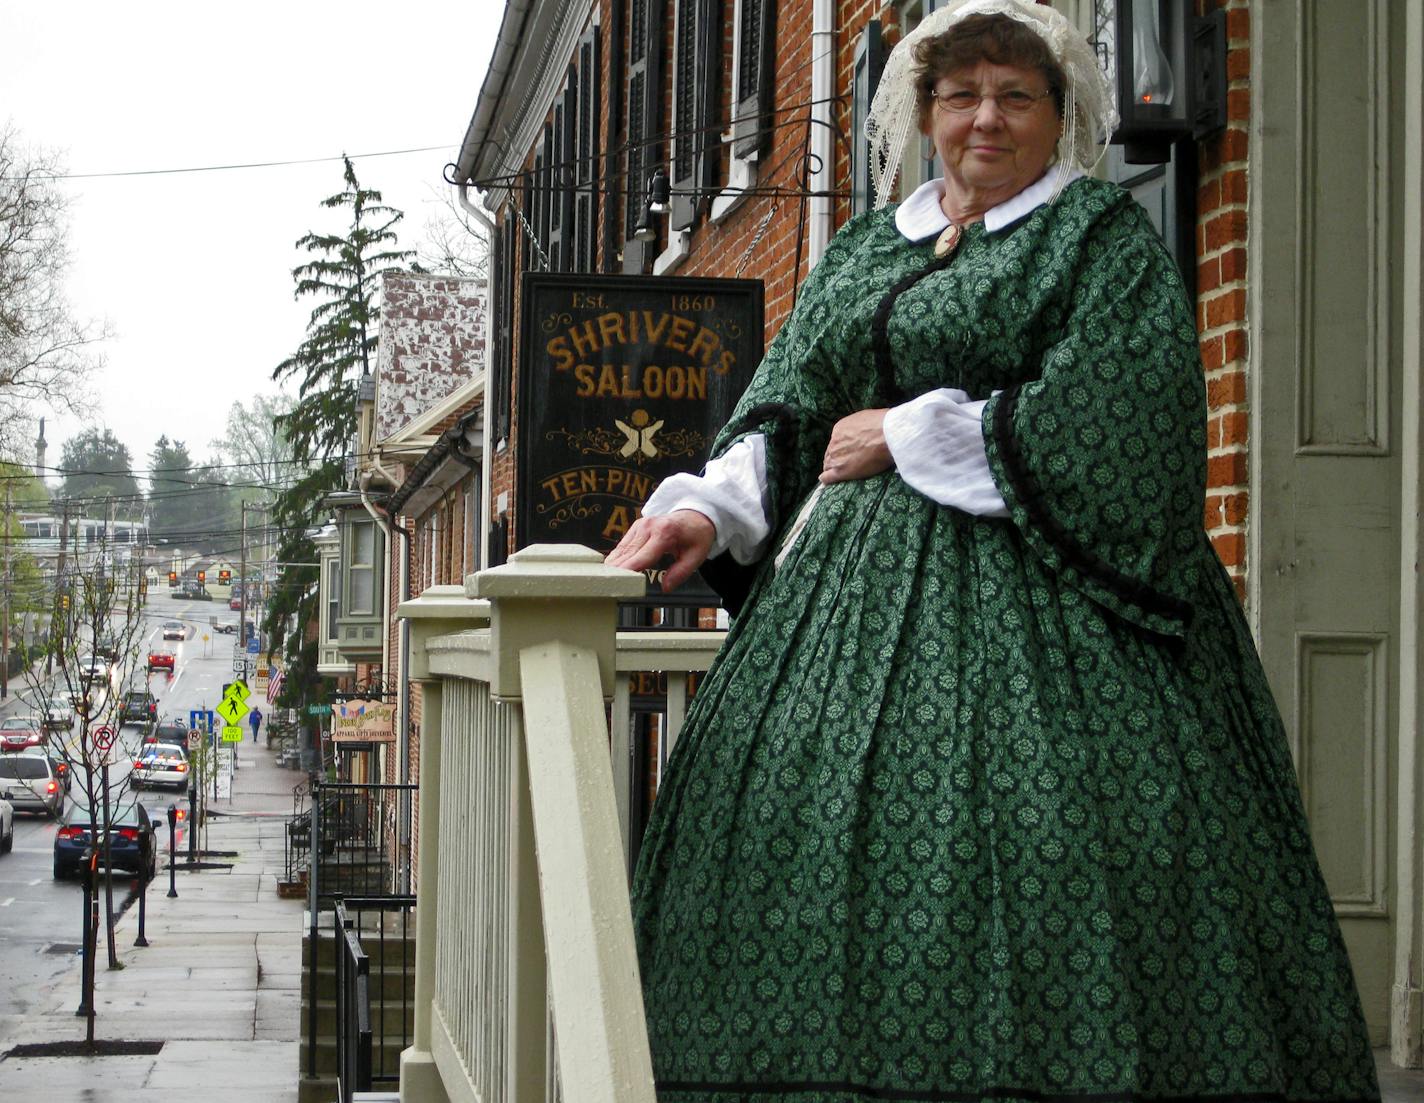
{"left": 930, "top": 88, "right": 1054, "bottom": 115}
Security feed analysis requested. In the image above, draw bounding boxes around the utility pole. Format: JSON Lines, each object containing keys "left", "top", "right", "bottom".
{"left": 239, "top": 501, "right": 248, "bottom": 650}
{"left": 47, "top": 500, "right": 71, "bottom": 679}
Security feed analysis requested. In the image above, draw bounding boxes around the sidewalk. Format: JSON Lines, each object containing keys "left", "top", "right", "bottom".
{"left": 0, "top": 730, "right": 309, "bottom": 1102}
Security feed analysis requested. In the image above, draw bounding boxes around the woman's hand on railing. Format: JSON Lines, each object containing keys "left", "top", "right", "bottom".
{"left": 606, "top": 510, "right": 716, "bottom": 592}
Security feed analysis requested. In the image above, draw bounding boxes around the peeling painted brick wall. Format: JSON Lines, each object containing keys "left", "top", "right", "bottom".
{"left": 375, "top": 272, "right": 489, "bottom": 443}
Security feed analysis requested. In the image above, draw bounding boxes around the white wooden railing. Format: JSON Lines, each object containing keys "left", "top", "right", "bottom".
{"left": 396, "top": 545, "right": 725, "bottom": 1103}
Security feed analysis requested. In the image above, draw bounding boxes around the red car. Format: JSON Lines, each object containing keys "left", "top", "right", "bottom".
{"left": 148, "top": 649, "right": 175, "bottom": 673}
{"left": 0, "top": 716, "right": 45, "bottom": 752}
{"left": 229, "top": 597, "right": 242, "bottom": 611}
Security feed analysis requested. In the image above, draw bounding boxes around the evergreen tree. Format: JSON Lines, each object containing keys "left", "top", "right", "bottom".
{"left": 57, "top": 428, "right": 140, "bottom": 515}
{"left": 267, "top": 157, "right": 412, "bottom": 707}
{"left": 146, "top": 435, "right": 194, "bottom": 538}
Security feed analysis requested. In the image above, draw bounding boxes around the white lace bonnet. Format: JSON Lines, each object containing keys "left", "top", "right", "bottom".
{"left": 865, "top": 0, "right": 1118, "bottom": 209}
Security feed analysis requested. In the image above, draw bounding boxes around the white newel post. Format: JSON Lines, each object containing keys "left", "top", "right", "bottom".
{"left": 471, "top": 545, "right": 655, "bottom": 1103}
{"left": 396, "top": 584, "right": 487, "bottom": 1103}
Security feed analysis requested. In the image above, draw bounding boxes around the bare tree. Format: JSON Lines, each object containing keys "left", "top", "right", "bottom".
{"left": 414, "top": 186, "right": 490, "bottom": 280}
{"left": 0, "top": 123, "right": 107, "bottom": 458}
{"left": 20, "top": 549, "right": 152, "bottom": 1043}
{"left": 207, "top": 392, "right": 300, "bottom": 501}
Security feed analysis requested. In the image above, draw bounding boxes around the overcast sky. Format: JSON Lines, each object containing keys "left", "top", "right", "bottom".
{"left": 0, "top": 1, "right": 498, "bottom": 485}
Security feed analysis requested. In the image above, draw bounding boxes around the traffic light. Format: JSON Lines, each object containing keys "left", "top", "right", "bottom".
{"left": 197, "top": 570, "right": 206, "bottom": 584}
{"left": 168, "top": 571, "right": 178, "bottom": 587}
{"left": 60, "top": 593, "right": 70, "bottom": 612}
{"left": 219, "top": 569, "right": 231, "bottom": 584}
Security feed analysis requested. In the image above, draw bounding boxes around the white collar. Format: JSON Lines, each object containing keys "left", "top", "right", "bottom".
{"left": 893, "top": 169, "right": 1083, "bottom": 241}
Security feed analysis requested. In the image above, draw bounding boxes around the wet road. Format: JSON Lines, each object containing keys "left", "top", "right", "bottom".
{"left": 0, "top": 595, "right": 246, "bottom": 1022}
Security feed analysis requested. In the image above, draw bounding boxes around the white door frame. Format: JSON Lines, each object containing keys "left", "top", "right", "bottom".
{"left": 1248, "top": 0, "right": 1424, "bottom": 1068}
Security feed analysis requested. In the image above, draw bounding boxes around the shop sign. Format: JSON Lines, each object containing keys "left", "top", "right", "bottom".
{"left": 517, "top": 274, "right": 762, "bottom": 603}
{"left": 331, "top": 697, "right": 397, "bottom": 743}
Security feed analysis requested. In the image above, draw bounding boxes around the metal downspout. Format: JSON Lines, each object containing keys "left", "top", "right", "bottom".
{"left": 364, "top": 457, "right": 414, "bottom": 893}
{"left": 459, "top": 183, "right": 497, "bottom": 571}
{"left": 808, "top": 0, "right": 835, "bottom": 267}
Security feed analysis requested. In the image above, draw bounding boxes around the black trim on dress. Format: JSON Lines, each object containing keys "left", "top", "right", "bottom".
{"left": 990, "top": 384, "right": 1194, "bottom": 633}
{"left": 659, "top": 1078, "right": 1374, "bottom": 1103}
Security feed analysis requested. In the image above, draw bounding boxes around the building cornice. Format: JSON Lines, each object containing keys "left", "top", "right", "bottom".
{"left": 456, "top": 0, "right": 593, "bottom": 212}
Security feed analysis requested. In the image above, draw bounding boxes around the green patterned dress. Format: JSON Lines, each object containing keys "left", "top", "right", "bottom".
{"left": 629, "top": 177, "right": 1380, "bottom": 1103}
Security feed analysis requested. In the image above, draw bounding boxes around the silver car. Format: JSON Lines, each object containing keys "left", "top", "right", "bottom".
{"left": 0, "top": 754, "right": 64, "bottom": 818}
{"left": 0, "top": 790, "right": 12, "bottom": 853}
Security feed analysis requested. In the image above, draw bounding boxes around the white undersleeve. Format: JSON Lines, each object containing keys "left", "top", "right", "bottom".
{"left": 640, "top": 390, "right": 1009, "bottom": 565}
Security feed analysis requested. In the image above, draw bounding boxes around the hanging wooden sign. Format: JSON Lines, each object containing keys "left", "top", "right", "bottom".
{"left": 517, "top": 274, "right": 763, "bottom": 604}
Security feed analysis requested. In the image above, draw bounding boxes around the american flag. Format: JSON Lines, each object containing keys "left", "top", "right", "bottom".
{"left": 266, "top": 666, "right": 285, "bottom": 703}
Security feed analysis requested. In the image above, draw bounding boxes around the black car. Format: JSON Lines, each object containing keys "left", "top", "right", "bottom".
{"left": 151, "top": 720, "right": 189, "bottom": 746}
{"left": 54, "top": 798, "right": 158, "bottom": 880}
{"left": 120, "top": 691, "right": 158, "bottom": 726}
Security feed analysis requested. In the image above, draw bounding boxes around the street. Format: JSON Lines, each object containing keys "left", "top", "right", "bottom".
{"left": 0, "top": 592, "right": 258, "bottom": 1034}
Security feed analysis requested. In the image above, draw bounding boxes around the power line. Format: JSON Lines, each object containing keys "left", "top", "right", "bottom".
{"left": 6, "top": 145, "right": 454, "bottom": 183}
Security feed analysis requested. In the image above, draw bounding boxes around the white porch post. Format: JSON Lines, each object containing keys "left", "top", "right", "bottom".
{"left": 396, "top": 584, "right": 486, "bottom": 1103}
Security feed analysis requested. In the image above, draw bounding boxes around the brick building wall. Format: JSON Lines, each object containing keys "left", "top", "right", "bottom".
{"left": 375, "top": 274, "right": 487, "bottom": 442}
{"left": 1195, "top": 0, "right": 1250, "bottom": 601}
{"left": 482, "top": 0, "right": 1258, "bottom": 597}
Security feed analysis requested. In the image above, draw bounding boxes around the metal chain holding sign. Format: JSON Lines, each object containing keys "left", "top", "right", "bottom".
{"left": 512, "top": 202, "right": 549, "bottom": 273}
{"left": 736, "top": 201, "right": 780, "bottom": 277}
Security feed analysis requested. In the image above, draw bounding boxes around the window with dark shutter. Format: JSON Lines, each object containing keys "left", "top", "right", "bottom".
{"left": 622, "top": 0, "right": 667, "bottom": 273}
{"left": 670, "top": 0, "right": 722, "bottom": 231}
{"left": 550, "top": 105, "right": 566, "bottom": 272}
{"left": 733, "top": 0, "right": 774, "bottom": 158}
{"left": 560, "top": 76, "right": 577, "bottom": 271}
{"left": 851, "top": 21, "right": 886, "bottom": 216}
{"left": 575, "top": 29, "right": 600, "bottom": 272}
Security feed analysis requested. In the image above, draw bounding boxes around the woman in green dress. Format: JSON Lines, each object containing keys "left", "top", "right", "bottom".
{"left": 606, "top": 2, "right": 1381, "bottom": 1100}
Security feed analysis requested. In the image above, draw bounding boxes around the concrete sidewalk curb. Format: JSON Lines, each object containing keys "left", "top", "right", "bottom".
{"left": 0, "top": 743, "right": 309, "bottom": 1102}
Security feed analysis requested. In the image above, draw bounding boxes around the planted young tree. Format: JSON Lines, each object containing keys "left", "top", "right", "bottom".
{"left": 268, "top": 157, "right": 412, "bottom": 715}
{"left": 22, "top": 549, "right": 153, "bottom": 1043}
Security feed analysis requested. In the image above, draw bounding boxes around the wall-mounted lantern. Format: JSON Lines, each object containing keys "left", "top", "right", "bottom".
{"left": 1096, "top": 0, "right": 1227, "bottom": 163}
{"left": 634, "top": 168, "right": 671, "bottom": 243}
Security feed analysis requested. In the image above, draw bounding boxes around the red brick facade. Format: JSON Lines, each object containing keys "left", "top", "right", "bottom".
{"left": 478, "top": 0, "right": 1258, "bottom": 601}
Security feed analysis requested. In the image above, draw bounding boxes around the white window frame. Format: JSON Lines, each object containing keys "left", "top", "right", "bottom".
{"left": 348, "top": 519, "right": 376, "bottom": 616}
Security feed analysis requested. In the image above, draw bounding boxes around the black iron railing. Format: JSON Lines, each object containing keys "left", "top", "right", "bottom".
{"left": 305, "top": 780, "right": 416, "bottom": 1083}
{"left": 333, "top": 895, "right": 416, "bottom": 1102}
{"left": 285, "top": 779, "right": 312, "bottom": 886}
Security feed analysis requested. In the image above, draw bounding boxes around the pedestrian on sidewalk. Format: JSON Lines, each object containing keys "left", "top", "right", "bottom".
{"left": 248, "top": 705, "right": 263, "bottom": 744}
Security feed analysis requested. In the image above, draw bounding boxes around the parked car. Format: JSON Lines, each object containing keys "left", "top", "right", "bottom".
{"left": 0, "top": 790, "right": 12, "bottom": 853}
{"left": 147, "top": 648, "right": 175, "bottom": 673}
{"left": 53, "top": 798, "right": 157, "bottom": 880}
{"left": 161, "top": 621, "right": 186, "bottom": 641}
{"left": 131, "top": 742, "right": 189, "bottom": 791}
{"left": 0, "top": 754, "right": 64, "bottom": 817}
{"left": 213, "top": 622, "right": 237, "bottom": 635}
{"left": 0, "top": 716, "right": 45, "bottom": 753}
{"left": 120, "top": 691, "right": 158, "bottom": 726}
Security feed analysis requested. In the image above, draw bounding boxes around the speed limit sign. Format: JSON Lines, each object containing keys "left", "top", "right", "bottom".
{"left": 94, "top": 725, "right": 116, "bottom": 752}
